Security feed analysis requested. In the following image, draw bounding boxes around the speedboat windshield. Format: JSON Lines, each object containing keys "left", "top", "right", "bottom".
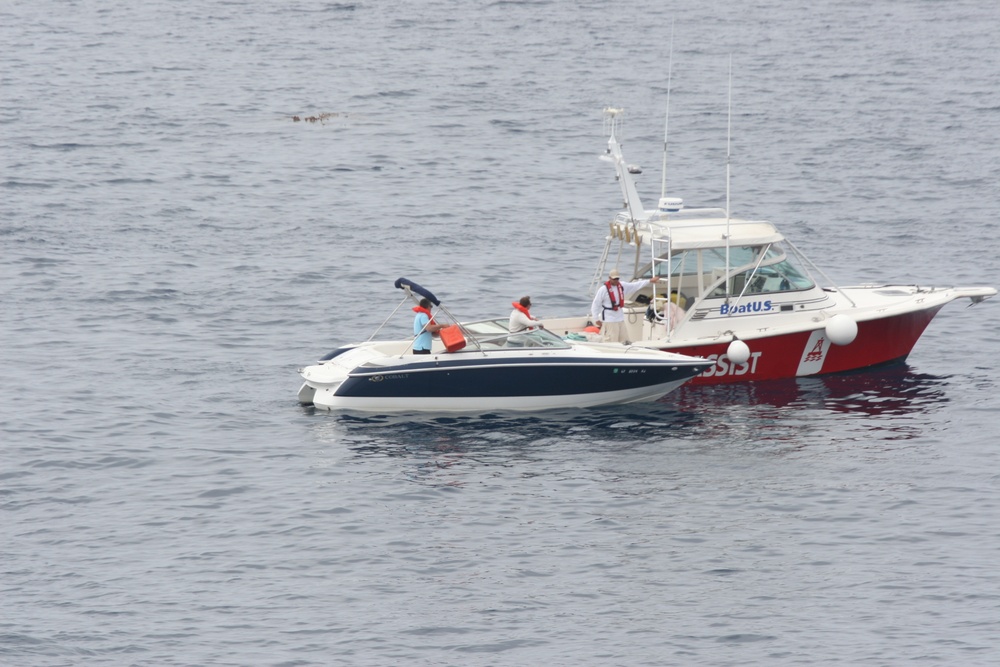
{"left": 461, "top": 319, "right": 572, "bottom": 350}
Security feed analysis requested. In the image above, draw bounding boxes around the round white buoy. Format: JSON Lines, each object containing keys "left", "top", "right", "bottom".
{"left": 727, "top": 339, "right": 751, "bottom": 365}
{"left": 826, "top": 314, "right": 858, "bottom": 346}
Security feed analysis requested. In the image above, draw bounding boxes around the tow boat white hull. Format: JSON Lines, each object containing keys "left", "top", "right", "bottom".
{"left": 569, "top": 108, "right": 996, "bottom": 385}
{"left": 546, "top": 285, "right": 993, "bottom": 385}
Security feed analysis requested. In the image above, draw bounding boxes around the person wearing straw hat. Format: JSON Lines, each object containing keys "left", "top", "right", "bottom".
{"left": 590, "top": 269, "right": 659, "bottom": 343}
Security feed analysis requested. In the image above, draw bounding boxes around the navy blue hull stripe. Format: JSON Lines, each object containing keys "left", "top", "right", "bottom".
{"left": 349, "top": 356, "right": 704, "bottom": 377}
{"left": 337, "top": 363, "right": 703, "bottom": 399}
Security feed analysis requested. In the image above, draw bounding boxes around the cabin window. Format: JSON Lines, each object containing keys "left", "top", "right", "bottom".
{"left": 700, "top": 246, "right": 764, "bottom": 273}
{"left": 708, "top": 258, "right": 814, "bottom": 297}
{"left": 638, "top": 246, "right": 813, "bottom": 300}
{"left": 640, "top": 250, "right": 699, "bottom": 278}
{"left": 642, "top": 247, "right": 767, "bottom": 278}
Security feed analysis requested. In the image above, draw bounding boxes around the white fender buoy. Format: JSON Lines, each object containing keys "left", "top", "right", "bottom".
{"left": 826, "top": 314, "right": 858, "bottom": 346}
{"left": 727, "top": 339, "right": 751, "bottom": 365}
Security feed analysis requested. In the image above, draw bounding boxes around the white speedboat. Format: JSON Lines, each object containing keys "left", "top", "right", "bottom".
{"left": 298, "top": 278, "right": 709, "bottom": 412}
{"left": 541, "top": 109, "right": 995, "bottom": 385}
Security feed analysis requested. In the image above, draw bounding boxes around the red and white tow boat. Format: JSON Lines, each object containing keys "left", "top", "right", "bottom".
{"left": 541, "top": 109, "right": 995, "bottom": 385}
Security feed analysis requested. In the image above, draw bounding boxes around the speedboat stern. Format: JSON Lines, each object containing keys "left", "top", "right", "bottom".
{"left": 298, "top": 361, "right": 349, "bottom": 406}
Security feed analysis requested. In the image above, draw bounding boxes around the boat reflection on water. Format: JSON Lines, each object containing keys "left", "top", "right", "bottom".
{"left": 308, "top": 403, "right": 704, "bottom": 451}
{"left": 659, "top": 362, "right": 952, "bottom": 449}
{"left": 305, "top": 403, "right": 704, "bottom": 486}
{"left": 665, "top": 363, "right": 950, "bottom": 418}
{"left": 304, "top": 364, "right": 951, "bottom": 483}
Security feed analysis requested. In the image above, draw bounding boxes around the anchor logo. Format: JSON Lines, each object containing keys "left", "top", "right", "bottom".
{"left": 803, "top": 338, "right": 826, "bottom": 363}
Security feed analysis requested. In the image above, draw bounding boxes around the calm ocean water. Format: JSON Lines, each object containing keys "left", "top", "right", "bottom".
{"left": 3, "top": 0, "right": 999, "bottom": 665}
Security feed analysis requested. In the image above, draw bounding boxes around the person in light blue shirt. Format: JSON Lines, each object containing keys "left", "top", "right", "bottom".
{"left": 412, "top": 298, "right": 445, "bottom": 354}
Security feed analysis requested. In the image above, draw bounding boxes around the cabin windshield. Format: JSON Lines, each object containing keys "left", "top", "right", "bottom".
{"left": 637, "top": 244, "right": 814, "bottom": 300}
{"left": 642, "top": 249, "right": 700, "bottom": 277}
{"left": 641, "top": 245, "right": 769, "bottom": 279}
{"left": 700, "top": 246, "right": 767, "bottom": 274}
{"left": 708, "top": 255, "right": 815, "bottom": 297}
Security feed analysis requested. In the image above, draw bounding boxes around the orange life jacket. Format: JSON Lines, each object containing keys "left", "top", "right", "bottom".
{"left": 511, "top": 301, "right": 534, "bottom": 318}
{"left": 413, "top": 305, "right": 435, "bottom": 326}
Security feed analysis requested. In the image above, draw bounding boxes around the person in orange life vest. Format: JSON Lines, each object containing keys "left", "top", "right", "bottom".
{"left": 413, "top": 298, "right": 445, "bottom": 354}
{"left": 590, "top": 268, "right": 660, "bottom": 343}
{"left": 509, "top": 296, "right": 542, "bottom": 333}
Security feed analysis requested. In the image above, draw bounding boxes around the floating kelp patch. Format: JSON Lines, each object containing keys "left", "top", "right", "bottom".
{"left": 291, "top": 113, "right": 344, "bottom": 124}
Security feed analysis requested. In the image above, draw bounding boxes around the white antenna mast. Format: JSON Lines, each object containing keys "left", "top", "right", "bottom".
{"left": 725, "top": 54, "right": 733, "bottom": 300}
{"left": 660, "top": 22, "right": 675, "bottom": 200}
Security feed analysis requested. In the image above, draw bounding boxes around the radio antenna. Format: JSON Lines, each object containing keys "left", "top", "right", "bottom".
{"left": 725, "top": 54, "right": 733, "bottom": 299}
{"left": 726, "top": 54, "right": 733, "bottom": 219}
{"left": 660, "top": 22, "right": 675, "bottom": 200}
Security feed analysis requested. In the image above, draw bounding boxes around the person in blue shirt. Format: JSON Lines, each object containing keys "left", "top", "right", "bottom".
{"left": 412, "top": 298, "right": 445, "bottom": 354}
